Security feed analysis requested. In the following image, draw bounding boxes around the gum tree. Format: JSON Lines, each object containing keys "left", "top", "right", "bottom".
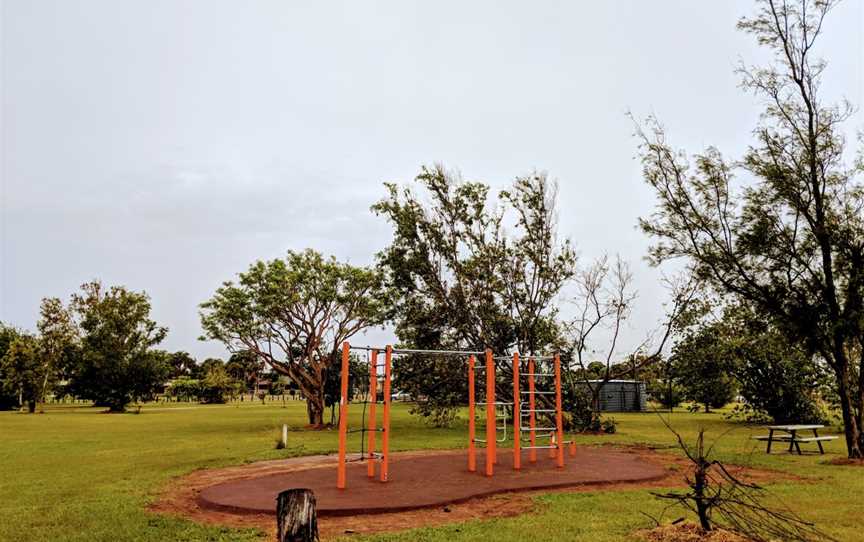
{"left": 637, "top": 0, "right": 863, "bottom": 457}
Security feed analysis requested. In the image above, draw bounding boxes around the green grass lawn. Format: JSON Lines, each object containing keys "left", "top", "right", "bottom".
{"left": 0, "top": 401, "right": 861, "bottom": 541}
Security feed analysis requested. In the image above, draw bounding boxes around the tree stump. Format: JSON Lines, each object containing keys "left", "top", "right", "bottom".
{"left": 276, "top": 488, "right": 318, "bottom": 542}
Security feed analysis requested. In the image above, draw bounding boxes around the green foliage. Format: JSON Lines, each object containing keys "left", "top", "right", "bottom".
{"left": 225, "top": 349, "right": 261, "bottom": 390}
{"left": 63, "top": 281, "right": 170, "bottom": 412}
{"left": 0, "top": 323, "right": 24, "bottom": 410}
{"left": 670, "top": 322, "right": 738, "bottom": 413}
{"left": 0, "top": 334, "right": 43, "bottom": 413}
{"left": 198, "top": 366, "right": 241, "bottom": 404}
{"left": 36, "top": 297, "right": 77, "bottom": 404}
{"left": 200, "top": 249, "right": 390, "bottom": 425}
{"left": 373, "top": 167, "right": 576, "bottom": 421}
{"left": 167, "top": 377, "right": 200, "bottom": 401}
{"left": 193, "top": 357, "right": 224, "bottom": 379}
{"left": 726, "top": 307, "right": 832, "bottom": 424}
{"left": 637, "top": 0, "right": 864, "bottom": 457}
{"left": 166, "top": 351, "right": 197, "bottom": 379}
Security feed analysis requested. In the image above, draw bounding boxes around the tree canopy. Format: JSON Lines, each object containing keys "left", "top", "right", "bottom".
{"left": 637, "top": 0, "right": 864, "bottom": 458}
{"left": 199, "top": 249, "right": 390, "bottom": 425}
{"left": 63, "top": 281, "right": 170, "bottom": 412}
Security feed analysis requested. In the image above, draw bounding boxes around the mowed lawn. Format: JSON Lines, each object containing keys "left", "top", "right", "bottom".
{"left": 0, "top": 402, "right": 861, "bottom": 542}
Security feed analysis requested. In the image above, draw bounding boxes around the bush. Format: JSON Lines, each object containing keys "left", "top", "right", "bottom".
{"left": 168, "top": 377, "right": 200, "bottom": 401}
{"left": 198, "top": 366, "right": 241, "bottom": 404}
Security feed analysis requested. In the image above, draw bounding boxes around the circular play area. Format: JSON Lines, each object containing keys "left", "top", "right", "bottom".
{"left": 197, "top": 448, "right": 667, "bottom": 517}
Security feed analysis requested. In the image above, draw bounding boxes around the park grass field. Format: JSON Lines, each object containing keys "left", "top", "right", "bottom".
{"left": 0, "top": 401, "right": 861, "bottom": 542}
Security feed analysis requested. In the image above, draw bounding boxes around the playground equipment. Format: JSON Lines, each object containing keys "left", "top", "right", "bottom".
{"left": 336, "top": 342, "right": 574, "bottom": 490}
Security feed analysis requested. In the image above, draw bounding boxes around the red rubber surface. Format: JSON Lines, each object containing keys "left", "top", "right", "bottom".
{"left": 197, "top": 448, "right": 666, "bottom": 517}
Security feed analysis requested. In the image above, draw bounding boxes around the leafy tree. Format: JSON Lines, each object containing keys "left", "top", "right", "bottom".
{"left": 200, "top": 249, "right": 390, "bottom": 426}
{"left": 167, "top": 377, "right": 201, "bottom": 402}
{"left": 724, "top": 304, "right": 831, "bottom": 424}
{"left": 0, "top": 334, "right": 44, "bottom": 413}
{"left": 63, "top": 281, "right": 170, "bottom": 412}
{"left": 637, "top": 0, "right": 864, "bottom": 457}
{"left": 372, "top": 167, "right": 576, "bottom": 421}
{"left": 36, "top": 297, "right": 78, "bottom": 408}
{"left": 198, "top": 365, "right": 240, "bottom": 404}
{"left": 373, "top": 166, "right": 575, "bottom": 355}
{"left": 193, "top": 357, "right": 224, "bottom": 379}
{"left": 670, "top": 322, "right": 738, "bottom": 413}
{"left": 167, "top": 351, "right": 197, "bottom": 379}
{"left": 225, "top": 350, "right": 262, "bottom": 392}
{"left": 0, "top": 323, "right": 23, "bottom": 409}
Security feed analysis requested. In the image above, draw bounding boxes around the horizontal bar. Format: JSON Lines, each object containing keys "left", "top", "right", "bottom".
{"left": 524, "top": 373, "right": 554, "bottom": 377}
{"left": 521, "top": 391, "right": 555, "bottom": 395}
{"left": 349, "top": 346, "right": 485, "bottom": 356}
{"left": 522, "top": 427, "right": 556, "bottom": 431}
{"left": 523, "top": 445, "right": 558, "bottom": 450}
{"left": 520, "top": 409, "right": 556, "bottom": 413}
{"left": 348, "top": 345, "right": 563, "bottom": 359}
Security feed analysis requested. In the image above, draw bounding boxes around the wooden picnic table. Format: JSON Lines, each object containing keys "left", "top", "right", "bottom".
{"left": 753, "top": 424, "right": 837, "bottom": 455}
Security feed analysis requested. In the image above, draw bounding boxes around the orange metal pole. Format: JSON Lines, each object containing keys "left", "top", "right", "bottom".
{"left": 554, "top": 353, "right": 565, "bottom": 468}
{"left": 528, "top": 358, "right": 537, "bottom": 463}
{"left": 367, "top": 350, "right": 378, "bottom": 478}
{"left": 512, "top": 352, "right": 520, "bottom": 470}
{"left": 380, "top": 345, "right": 392, "bottom": 482}
{"left": 485, "top": 348, "right": 495, "bottom": 477}
{"left": 468, "top": 354, "right": 476, "bottom": 472}
{"left": 337, "top": 342, "right": 350, "bottom": 489}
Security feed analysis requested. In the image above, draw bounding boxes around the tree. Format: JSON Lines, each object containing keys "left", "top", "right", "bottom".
{"left": 226, "top": 350, "right": 262, "bottom": 393}
{"left": 198, "top": 365, "right": 240, "bottom": 404}
{"left": 200, "top": 249, "right": 390, "bottom": 426}
{"left": 63, "top": 281, "right": 170, "bottom": 412}
{"left": 167, "top": 351, "right": 197, "bottom": 379}
{"left": 36, "top": 297, "right": 78, "bottom": 409}
{"left": 193, "top": 357, "right": 224, "bottom": 379}
{"left": 0, "top": 323, "right": 24, "bottom": 410}
{"left": 637, "top": 0, "right": 864, "bottom": 457}
{"left": 373, "top": 167, "right": 576, "bottom": 421}
{"left": 0, "top": 334, "right": 44, "bottom": 413}
{"left": 720, "top": 303, "right": 830, "bottom": 423}
{"left": 374, "top": 166, "right": 575, "bottom": 355}
{"left": 670, "top": 322, "right": 738, "bottom": 413}
{"left": 567, "top": 256, "right": 696, "bottom": 425}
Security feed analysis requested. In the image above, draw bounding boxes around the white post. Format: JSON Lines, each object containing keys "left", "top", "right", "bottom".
{"left": 282, "top": 424, "right": 288, "bottom": 447}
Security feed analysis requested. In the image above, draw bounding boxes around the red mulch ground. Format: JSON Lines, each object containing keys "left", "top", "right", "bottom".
{"left": 149, "top": 447, "right": 795, "bottom": 540}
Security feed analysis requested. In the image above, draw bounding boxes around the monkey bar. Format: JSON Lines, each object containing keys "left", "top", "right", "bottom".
{"left": 337, "top": 343, "right": 574, "bottom": 490}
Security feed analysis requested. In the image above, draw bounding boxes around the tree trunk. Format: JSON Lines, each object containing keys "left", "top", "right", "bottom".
{"left": 305, "top": 391, "right": 324, "bottom": 427}
{"left": 276, "top": 488, "right": 318, "bottom": 542}
{"left": 834, "top": 362, "right": 863, "bottom": 458}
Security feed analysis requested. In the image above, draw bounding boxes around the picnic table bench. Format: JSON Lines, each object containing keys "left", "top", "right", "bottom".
{"left": 752, "top": 424, "right": 838, "bottom": 455}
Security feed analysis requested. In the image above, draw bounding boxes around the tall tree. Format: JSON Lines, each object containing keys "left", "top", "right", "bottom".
{"left": 373, "top": 166, "right": 576, "bottom": 355}
{"left": 0, "top": 323, "right": 24, "bottom": 409}
{"left": 373, "top": 167, "right": 576, "bottom": 422}
{"left": 0, "top": 334, "right": 43, "bottom": 413}
{"left": 637, "top": 0, "right": 864, "bottom": 457}
{"left": 669, "top": 321, "right": 739, "bottom": 413}
{"left": 36, "top": 297, "right": 78, "bottom": 408}
{"left": 167, "top": 351, "right": 197, "bottom": 379}
{"left": 63, "top": 281, "right": 170, "bottom": 412}
{"left": 199, "top": 249, "right": 390, "bottom": 426}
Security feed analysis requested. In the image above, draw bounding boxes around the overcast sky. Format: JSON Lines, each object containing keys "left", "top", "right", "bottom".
{"left": 1, "top": 0, "right": 862, "bottom": 361}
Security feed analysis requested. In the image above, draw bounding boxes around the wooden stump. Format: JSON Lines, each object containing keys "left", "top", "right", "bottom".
{"left": 276, "top": 488, "right": 318, "bottom": 542}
